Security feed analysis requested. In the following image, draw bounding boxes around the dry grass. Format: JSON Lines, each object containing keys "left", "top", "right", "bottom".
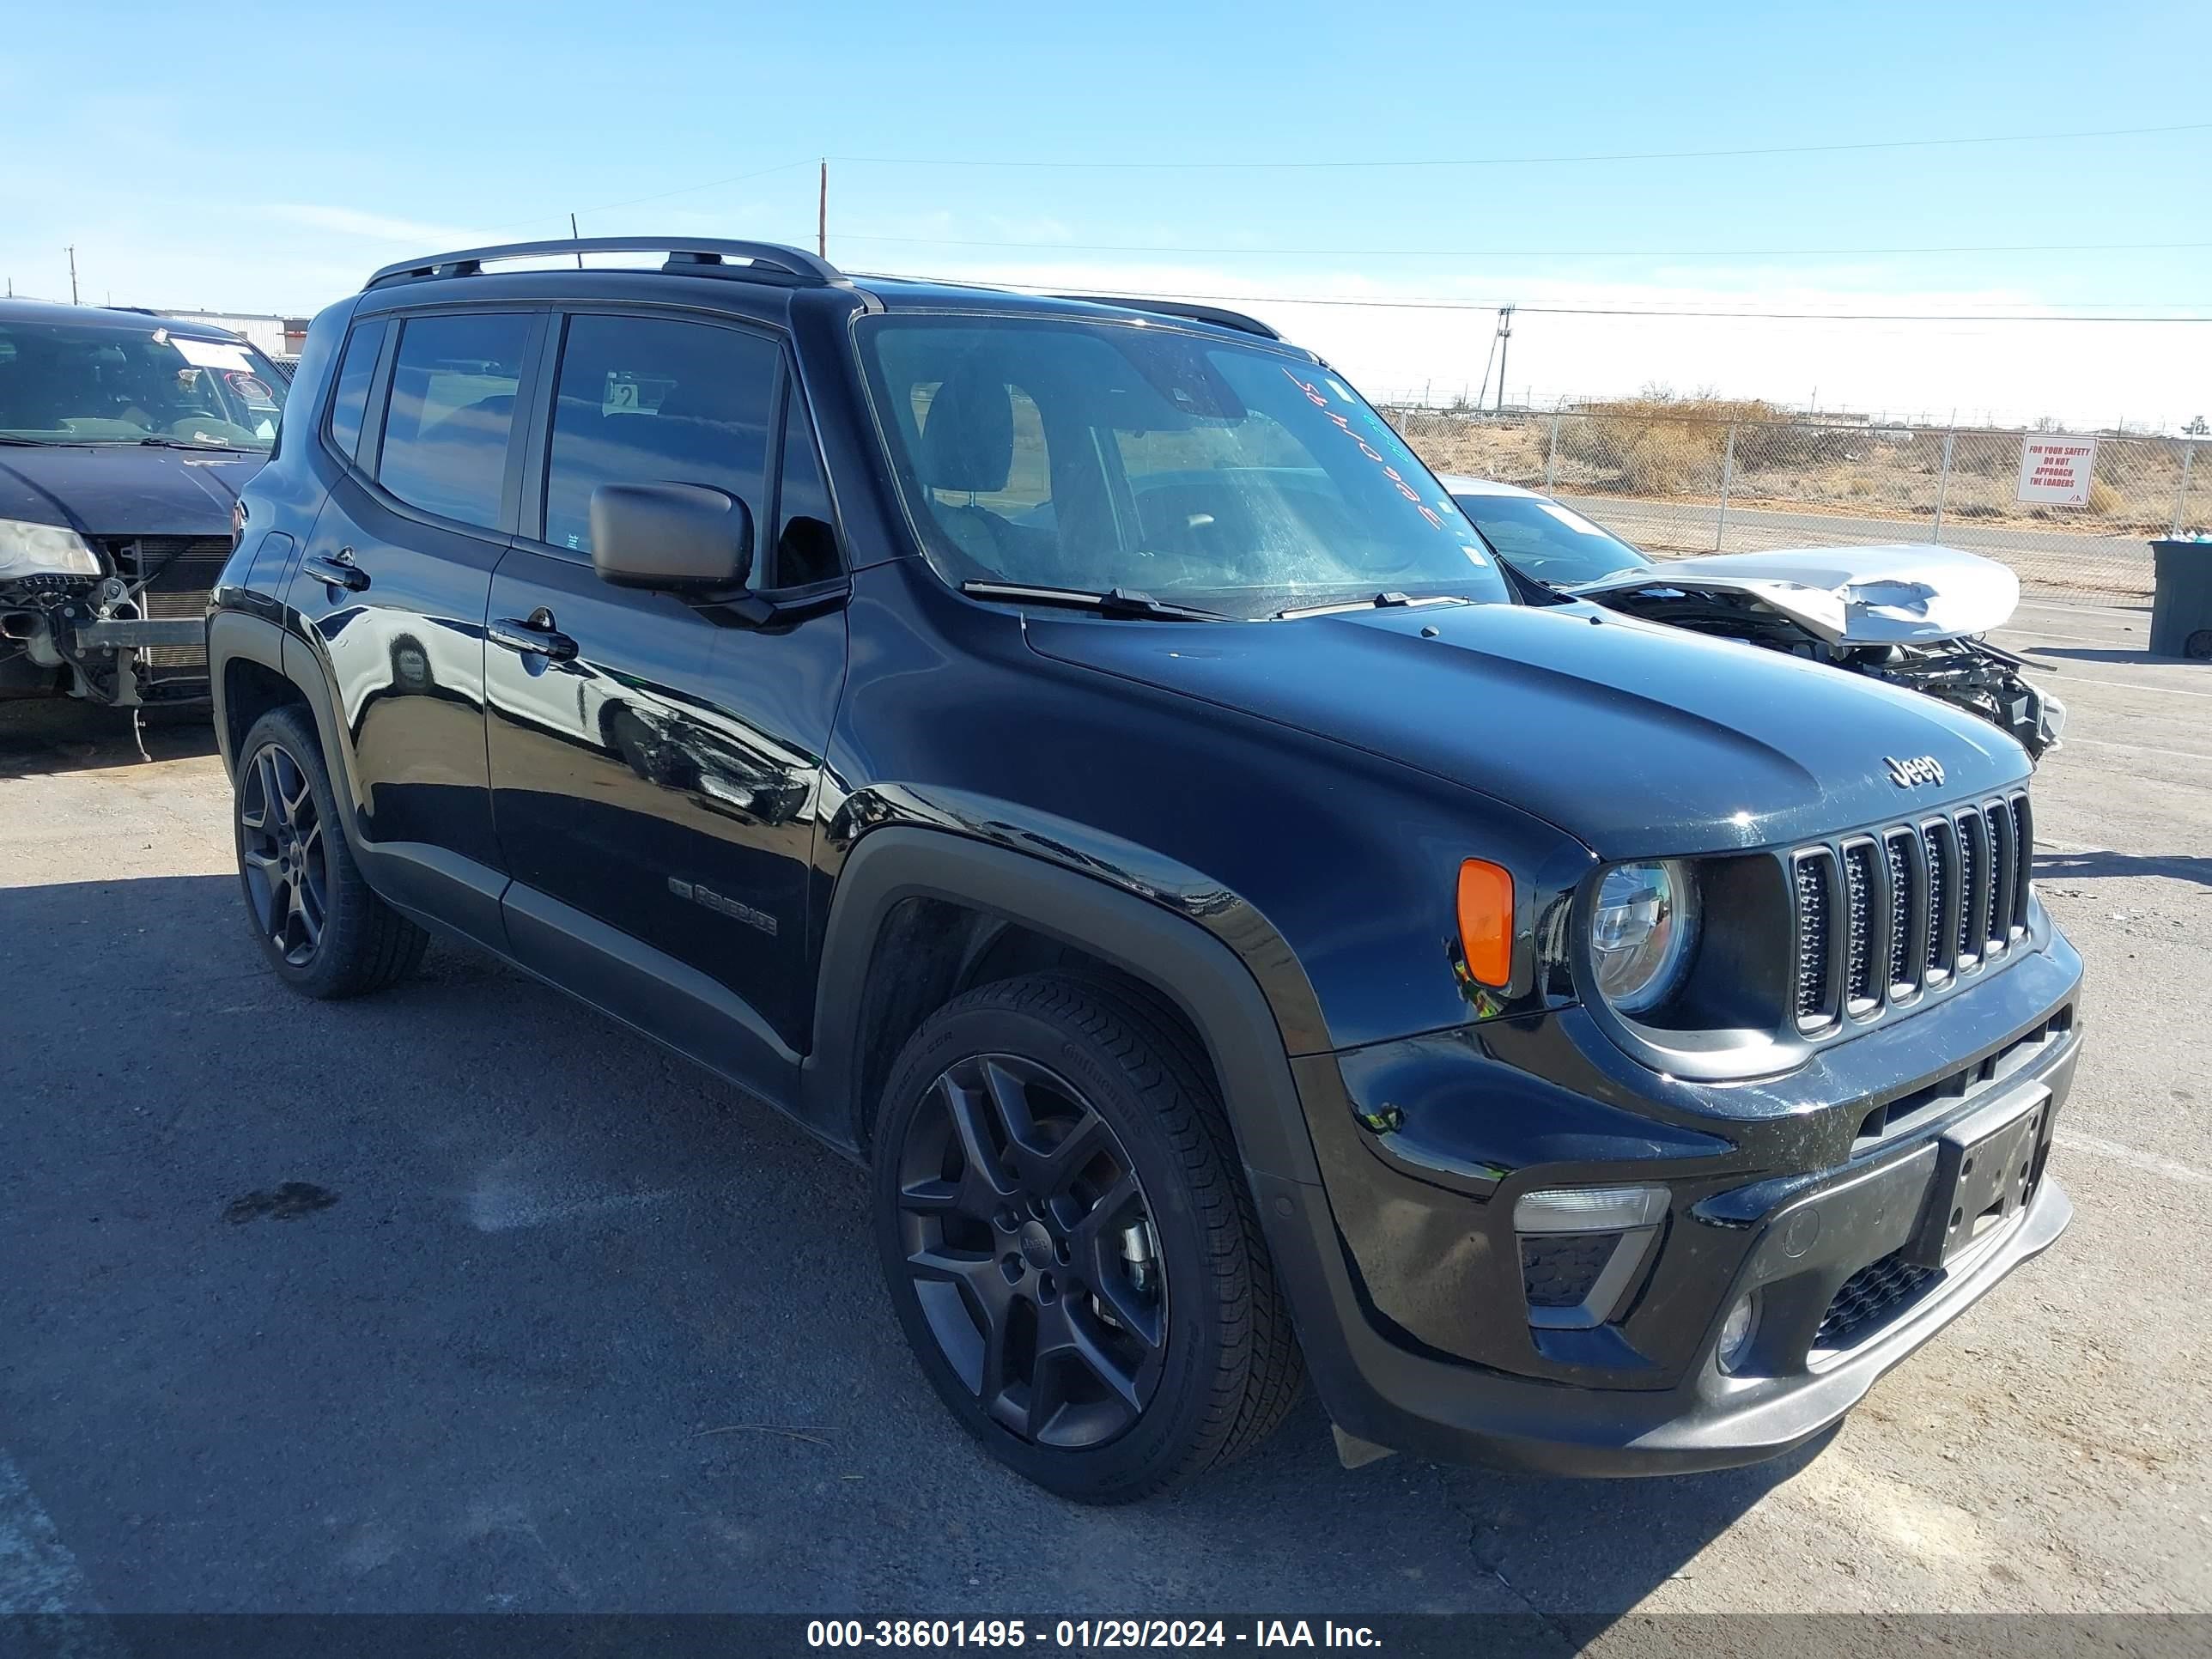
{"left": 1387, "top": 405, "right": 2200, "bottom": 538}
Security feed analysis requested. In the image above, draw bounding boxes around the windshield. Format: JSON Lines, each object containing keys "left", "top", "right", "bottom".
{"left": 857, "top": 314, "right": 1508, "bottom": 618}
{"left": 1449, "top": 491, "right": 1651, "bottom": 586}
{"left": 0, "top": 318, "right": 289, "bottom": 451}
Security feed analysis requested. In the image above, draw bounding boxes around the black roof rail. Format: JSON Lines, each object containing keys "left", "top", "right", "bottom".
{"left": 364, "top": 237, "right": 848, "bottom": 291}
{"left": 1059, "top": 295, "right": 1281, "bottom": 340}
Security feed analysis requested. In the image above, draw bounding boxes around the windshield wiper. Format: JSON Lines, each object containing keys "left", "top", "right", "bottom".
{"left": 0, "top": 434, "right": 62, "bottom": 447}
{"left": 959, "top": 581, "right": 1236, "bottom": 622}
{"left": 136, "top": 435, "right": 241, "bottom": 450}
{"left": 1273, "top": 591, "right": 1474, "bottom": 620}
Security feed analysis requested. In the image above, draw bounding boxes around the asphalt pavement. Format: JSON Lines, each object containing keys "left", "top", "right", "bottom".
{"left": 1, "top": 592, "right": 2206, "bottom": 1631}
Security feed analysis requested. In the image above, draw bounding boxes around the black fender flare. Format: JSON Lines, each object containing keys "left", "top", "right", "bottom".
{"left": 799, "top": 825, "right": 1325, "bottom": 1189}
{"left": 208, "top": 608, "right": 362, "bottom": 840}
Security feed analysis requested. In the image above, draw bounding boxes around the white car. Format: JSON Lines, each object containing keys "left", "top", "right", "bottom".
{"left": 1442, "top": 475, "right": 2065, "bottom": 758}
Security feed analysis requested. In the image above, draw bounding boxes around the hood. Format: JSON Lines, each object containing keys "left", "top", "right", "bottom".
{"left": 1574, "top": 543, "right": 2018, "bottom": 646}
{"left": 0, "top": 444, "right": 259, "bottom": 540}
{"left": 1024, "top": 599, "right": 2027, "bottom": 858}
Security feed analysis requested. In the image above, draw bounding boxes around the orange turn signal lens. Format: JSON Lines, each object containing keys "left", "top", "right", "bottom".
{"left": 1456, "top": 860, "right": 1515, "bottom": 989}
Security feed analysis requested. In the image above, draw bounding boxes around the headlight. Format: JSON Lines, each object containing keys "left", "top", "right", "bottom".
{"left": 1589, "top": 860, "right": 1698, "bottom": 1014}
{"left": 0, "top": 518, "right": 101, "bottom": 579}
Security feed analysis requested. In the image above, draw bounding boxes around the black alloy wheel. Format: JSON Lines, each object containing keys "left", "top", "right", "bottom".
{"left": 893, "top": 1051, "right": 1167, "bottom": 1450}
{"left": 231, "top": 705, "right": 428, "bottom": 999}
{"left": 238, "top": 738, "right": 329, "bottom": 968}
{"left": 872, "top": 975, "right": 1304, "bottom": 1502}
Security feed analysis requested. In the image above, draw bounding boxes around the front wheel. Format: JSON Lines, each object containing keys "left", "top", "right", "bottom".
{"left": 872, "top": 974, "right": 1304, "bottom": 1502}
{"left": 234, "top": 706, "right": 428, "bottom": 999}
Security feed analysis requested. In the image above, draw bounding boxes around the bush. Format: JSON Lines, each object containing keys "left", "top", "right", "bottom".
{"left": 1560, "top": 392, "right": 1787, "bottom": 495}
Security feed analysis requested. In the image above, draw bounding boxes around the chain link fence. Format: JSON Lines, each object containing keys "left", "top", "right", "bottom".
{"left": 1388, "top": 405, "right": 2207, "bottom": 600}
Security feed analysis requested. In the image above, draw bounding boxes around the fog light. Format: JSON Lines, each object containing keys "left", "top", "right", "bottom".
{"left": 1717, "top": 1292, "right": 1759, "bottom": 1373}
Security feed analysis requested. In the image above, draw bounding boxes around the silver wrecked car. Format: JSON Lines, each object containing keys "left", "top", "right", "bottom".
{"left": 1443, "top": 475, "right": 2064, "bottom": 759}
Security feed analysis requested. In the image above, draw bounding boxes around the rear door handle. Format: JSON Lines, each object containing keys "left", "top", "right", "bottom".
{"left": 302, "top": 550, "right": 369, "bottom": 592}
{"left": 489, "top": 609, "right": 578, "bottom": 662}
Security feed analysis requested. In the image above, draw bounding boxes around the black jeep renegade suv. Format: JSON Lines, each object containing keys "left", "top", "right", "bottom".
{"left": 207, "top": 237, "right": 2083, "bottom": 1503}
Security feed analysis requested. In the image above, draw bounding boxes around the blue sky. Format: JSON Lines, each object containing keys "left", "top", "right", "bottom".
{"left": 5, "top": 0, "right": 2205, "bottom": 427}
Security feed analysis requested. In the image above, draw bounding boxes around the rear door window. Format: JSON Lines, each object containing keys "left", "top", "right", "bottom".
{"left": 374, "top": 313, "right": 532, "bottom": 531}
{"left": 538, "top": 313, "right": 778, "bottom": 561}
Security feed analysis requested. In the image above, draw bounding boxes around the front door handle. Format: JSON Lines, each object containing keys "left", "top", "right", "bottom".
{"left": 302, "top": 550, "right": 369, "bottom": 592}
{"left": 489, "top": 608, "right": 578, "bottom": 663}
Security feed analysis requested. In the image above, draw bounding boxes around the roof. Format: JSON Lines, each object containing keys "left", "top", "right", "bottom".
{"left": 1436, "top": 474, "right": 1544, "bottom": 500}
{"left": 353, "top": 235, "right": 1300, "bottom": 349}
{"left": 851, "top": 274, "right": 1278, "bottom": 335}
{"left": 0, "top": 296, "right": 246, "bottom": 340}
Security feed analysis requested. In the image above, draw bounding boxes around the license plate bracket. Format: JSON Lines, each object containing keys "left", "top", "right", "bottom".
{"left": 1904, "top": 1083, "right": 2053, "bottom": 1269}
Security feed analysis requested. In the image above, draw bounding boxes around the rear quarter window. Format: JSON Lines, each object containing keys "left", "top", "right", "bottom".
{"left": 324, "top": 319, "right": 386, "bottom": 462}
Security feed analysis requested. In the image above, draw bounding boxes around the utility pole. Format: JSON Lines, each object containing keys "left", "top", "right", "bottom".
{"left": 66, "top": 246, "right": 79, "bottom": 305}
{"left": 817, "top": 159, "right": 828, "bottom": 260}
{"left": 1492, "top": 306, "right": 1514, "bottom": 414}
{"left": 569, "top": 214, "right": 584, "bottom": 267}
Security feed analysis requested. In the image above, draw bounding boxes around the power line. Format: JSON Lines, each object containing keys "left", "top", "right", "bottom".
{"left": 862, "top": 273, "right": 2212, "bottom": 323}
{"left": 833, "top": 120, "right": 2212, "bottom": 172}
{"left": 836, "top": 231, "right": 2212, "bottom": 261}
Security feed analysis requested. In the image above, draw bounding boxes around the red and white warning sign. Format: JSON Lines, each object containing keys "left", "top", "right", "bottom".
{"left": 2015, "top": 436, "right": 2097, "bottom": 506}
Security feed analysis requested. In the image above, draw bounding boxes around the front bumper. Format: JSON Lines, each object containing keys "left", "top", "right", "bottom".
{"left": 1255, "top": 932, "right": 2083, "bottom": 1476}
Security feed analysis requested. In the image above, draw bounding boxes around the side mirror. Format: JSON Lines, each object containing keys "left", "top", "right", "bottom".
{"left": 589, "top": 482, "right": 752, "bottom": 592}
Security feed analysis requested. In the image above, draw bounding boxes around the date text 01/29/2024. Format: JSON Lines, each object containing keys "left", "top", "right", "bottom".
{"left": 805, "top": 1619, "right": 1382, "bottom": 1649}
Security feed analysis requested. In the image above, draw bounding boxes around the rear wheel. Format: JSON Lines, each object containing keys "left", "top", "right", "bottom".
{"left": 872, "top": 974, "right": 1303, "bottom": 1502}
{"left": 234, "top": 706, "right": 428, "bottom": 999}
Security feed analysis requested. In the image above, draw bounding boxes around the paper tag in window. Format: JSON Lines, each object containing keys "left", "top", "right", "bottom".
{"left": 172, "top": 337, "right": 255, "bottom": 372}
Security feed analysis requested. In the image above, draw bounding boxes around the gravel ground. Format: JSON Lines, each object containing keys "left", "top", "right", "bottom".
{"left": 0, "top": 592, "right": 2205, "bottom": 1633}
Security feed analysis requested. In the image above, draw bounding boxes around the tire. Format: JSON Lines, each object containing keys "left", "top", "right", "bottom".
{"left": 233, "top": 705, "right": 428, "bottom": 999}
{"left": 872, "top": 973, "right": 1304, "bottom": 1502}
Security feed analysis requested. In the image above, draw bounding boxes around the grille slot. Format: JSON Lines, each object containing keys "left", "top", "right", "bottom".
{"left": 1841, "top": 841, "right": 1879, "bottom": 1012}
{"left": 1923, "top": 820, "right": 1954, "bottom": 981}
{"left": 1793, "top": 850, "right": 1837, "bottom": 1027}
{"left": 1883, "top": 829, "right": 1920, "bottom": 994}
{"left": 1984, "top": 803, "right": 2013, "bottom": 949}
{"left": 1790, "top": 792, "right": 2030, "bottom": 1034}
{"left": 1955, "top": 811, "right": 1985, "bottom": 969}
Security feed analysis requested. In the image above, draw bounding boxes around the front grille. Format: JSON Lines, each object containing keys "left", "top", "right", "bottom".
{"left": 1815, "top": 1248, "right": 1938, "bottom": 1352}
{"left": 102, "top": 536, "right": 228, "bottom": 677}
{"left": 1791, "top": 791, "right": 2032, "bottom": 1030}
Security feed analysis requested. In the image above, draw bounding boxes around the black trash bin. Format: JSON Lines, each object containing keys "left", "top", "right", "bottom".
{"left": 2149, "top": 538, "right": 2212, "bottom": 659}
